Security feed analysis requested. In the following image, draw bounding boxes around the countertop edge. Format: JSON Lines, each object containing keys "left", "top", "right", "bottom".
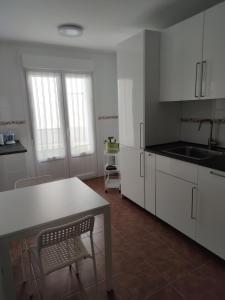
{"left": 0, "top": 141, "right": 27, "bottom": 156}
{"left": 145, "top": 141, "right": 225, "bottom": 173}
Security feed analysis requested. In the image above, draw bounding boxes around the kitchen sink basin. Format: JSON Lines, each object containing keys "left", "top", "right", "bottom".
{"left": 162, "top": 146, "right": 225, "bottom": 160}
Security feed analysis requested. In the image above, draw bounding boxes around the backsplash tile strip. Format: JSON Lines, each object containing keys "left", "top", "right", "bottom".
{"left": 0, "top": 120, "right": 26, "bottom": 126}
{"left": 98, "top": 115, "right": 118, "bottom": 120}
{"left": 181, "top": 118, "right": 225, "bottom": 124}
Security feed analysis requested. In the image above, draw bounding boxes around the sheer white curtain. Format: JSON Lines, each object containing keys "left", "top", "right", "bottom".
{"left": 27, "top": 71, "right": 65, "bottom": 162}
{"left": 65, "top": 73, "right": 95, "bottom": 157}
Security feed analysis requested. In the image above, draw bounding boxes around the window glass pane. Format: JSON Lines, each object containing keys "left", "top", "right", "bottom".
{"left": 65, "top": 73, "right": 95, "bottom": 157}
{"left": 27, "top": 71, "right": 65, "bottom": 162}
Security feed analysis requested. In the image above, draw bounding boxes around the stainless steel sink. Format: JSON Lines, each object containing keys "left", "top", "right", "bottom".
{"left": 162, "top": 146, "right": 225, "bottom": 160}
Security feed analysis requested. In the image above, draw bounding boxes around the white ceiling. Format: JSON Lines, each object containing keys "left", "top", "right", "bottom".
{"left": 0, "top": 0, "right": 223, "bottom": 51}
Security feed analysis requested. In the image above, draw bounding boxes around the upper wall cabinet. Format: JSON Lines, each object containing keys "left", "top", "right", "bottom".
{"left": 203, "top": 2, "right": 225, "bottom": 99}
{"left": 160, "top": 13, "right": 204, "bottom": 102}
{"left": 160, "top": 1, "right": 225, "bottom": 102}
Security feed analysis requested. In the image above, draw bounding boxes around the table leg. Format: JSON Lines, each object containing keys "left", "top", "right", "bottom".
{"left": 103, "top": 206, "right": 113, "bottom": 292}
{"left": 0, "top": 239, "right": 16, "bottom": 300}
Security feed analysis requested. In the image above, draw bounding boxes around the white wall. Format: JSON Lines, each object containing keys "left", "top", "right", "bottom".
{"left": 0, "top": 41, "right": 118, "bottom": 187}
{"left": 180, "top": 99, "right": 225, "bottom": 147}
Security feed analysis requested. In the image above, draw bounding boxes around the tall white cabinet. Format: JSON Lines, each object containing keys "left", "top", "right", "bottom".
{"left": 117, "top": 33, "right": 145, "bottom": 149}
{"left": 119, "top": 147, "right": 145, "bottom": 207}
{"left": 117, "top": 31, "right": 147, "bottom": 208}
{"left": 117, "top": 30, "right": 180, "bottom": 208}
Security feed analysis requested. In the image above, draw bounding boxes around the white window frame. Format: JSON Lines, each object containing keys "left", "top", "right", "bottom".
{"left": 26, "top": 68, "right": 96, "bottom": 163}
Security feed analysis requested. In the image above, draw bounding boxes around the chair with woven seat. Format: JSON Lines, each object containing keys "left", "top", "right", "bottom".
{"left": 14, "top": 175, "right": 54, "bottom": 283}
{"left": 28, "top": 215, "right": 97, "bottom": 299}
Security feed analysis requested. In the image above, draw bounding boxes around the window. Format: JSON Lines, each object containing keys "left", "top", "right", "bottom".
{"left": 65, "top": 74, "right": 95, "bottom": 157}
{"left": 27, "top": 71, "right": 95, "bottom": 162}
{"left": 27, "top": 71, "right": 65, "bottom": 162}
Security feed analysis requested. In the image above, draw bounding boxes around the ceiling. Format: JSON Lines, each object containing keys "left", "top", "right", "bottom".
{"left": 0, "top": 0, "right": 223, "bottom": 51}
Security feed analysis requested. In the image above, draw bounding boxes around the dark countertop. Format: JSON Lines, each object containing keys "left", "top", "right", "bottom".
{"left": 0, "top": 141, "right": 27, "bottom": 156}
{"left": 146, "top": 141, "right": 225, "bottom": 173}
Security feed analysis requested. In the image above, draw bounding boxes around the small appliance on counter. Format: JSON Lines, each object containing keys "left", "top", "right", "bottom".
{"left": 0, "top": 134, "right": 4, "bottom": 145}
{"left": 104, "top": 137, "right": 119, "bottom": 154}
{"left": 1, "top": 132, "right": 16, "bottom": 145}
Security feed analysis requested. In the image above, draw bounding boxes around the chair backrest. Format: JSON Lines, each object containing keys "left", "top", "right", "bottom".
{"left": 14, "top": 175, "right": 54, "bottom": 189}
{"left": 37, "top": 215, "right": 95, "bottom": 251}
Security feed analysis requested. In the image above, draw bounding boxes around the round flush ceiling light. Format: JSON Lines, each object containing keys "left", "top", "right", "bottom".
{"left": 58, "top": 24, "right": 84, "bottom": 37}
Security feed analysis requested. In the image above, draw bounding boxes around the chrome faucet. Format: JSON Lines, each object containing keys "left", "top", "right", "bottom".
{"left": 198, "top": 119, "right": 217, "bottom": 149}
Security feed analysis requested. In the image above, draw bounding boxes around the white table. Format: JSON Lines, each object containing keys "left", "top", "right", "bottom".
{"left": 0, "top": 177, "right": 112, "bottom": 300}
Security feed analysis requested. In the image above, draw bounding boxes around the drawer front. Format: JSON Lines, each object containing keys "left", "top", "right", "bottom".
{"left": 156, "top": 155, "right": 198, "bottom": 183}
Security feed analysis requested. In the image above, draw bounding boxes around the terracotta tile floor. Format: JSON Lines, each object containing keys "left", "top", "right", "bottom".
{"left": 12, "top": 177, "right": 225, "bottom": 300}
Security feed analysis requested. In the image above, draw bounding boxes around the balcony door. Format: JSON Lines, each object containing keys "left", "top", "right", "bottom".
{"left": 27, "top": 71, "right": 97, "bottom": 179}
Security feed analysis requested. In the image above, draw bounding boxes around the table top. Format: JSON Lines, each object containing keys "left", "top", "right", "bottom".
{"left": 0, "top": 177, "right": 109, "bottom": 239}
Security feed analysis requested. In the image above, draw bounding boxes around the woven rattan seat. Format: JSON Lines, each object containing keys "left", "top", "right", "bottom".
{"left": 28, "top": 215, "right": 97, "bottom": 299}
{"left": 30, "top": 237, "right": 90, "bottom": 275}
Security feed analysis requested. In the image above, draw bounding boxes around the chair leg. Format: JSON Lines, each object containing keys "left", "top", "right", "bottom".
{"left": 21, "top": 240, "right": 27, "bottom": 283}
{"left": 92, "top": 257, "right": 98, "bottom": 286}
{"left": 28, "top": 250, "right": 44, "bottom": 300}
{"left": 75, "top": 262, "right": 79, "bottom": 276}
{"left": 40, "top": 275, "right": 47, "bottom": 300}
{"left": 90, "top": 235, "right": 98, "bottom": 286}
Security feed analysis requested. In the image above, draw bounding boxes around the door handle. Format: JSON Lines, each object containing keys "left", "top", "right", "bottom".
{"left": 195, "top": 62, "right": 201, "bottom": 98}
{"left": 200, "top": 60, "right": 207, "bottom": 97}
{"left": 210, "top": 170, "right": 225, "bottom": 178}
{"left": 191, "top": 187, "right": 197, "bottom": 220}
{"left": 139, "top": 122, "right": 144, "bottom": 149}
{"left": 140, "top": 152, "right": 144, "bottom": 178}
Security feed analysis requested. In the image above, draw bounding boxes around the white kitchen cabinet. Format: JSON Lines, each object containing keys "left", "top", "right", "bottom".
{"left": 0, "top": 153, "right": 28, "bottom": 191}
{"left": 117, "top": 30, "right": 180, "bottom": 149}
{"left": 196, "top": 167, "right": 225, "bottom": 259}
{"left": 160, "top": 13, "right": 204, "bottom": 102}
{"left": 117, "top": 32, "right": 145, "bottom": 149}
{"left": 117, "top": 30, "right": 180, "bottom": 207}
{"left": 156, "top": 155, "right": 198, "bottom": 184}
{"left": 120, "top": 146, "right": 144, "bottom": 208}
{"left": 156, "top": 171, "right": 197, "bottom": 239}
{"left": 160, "top": 1, "right": 225, "bottom": 102}
{"left": 202, "top": 2, "right": 225, "bottom": 99}
{"left": 144, "top": 152, "right": 156, "bottom": 214}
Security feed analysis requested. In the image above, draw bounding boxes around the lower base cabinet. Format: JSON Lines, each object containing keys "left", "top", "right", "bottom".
{"left": 120, "top": 146, "right": 145, "bottom": 208}
{"left": 156, "top": 171, "right": 197, "bottom": 239}
{"left": 145, "top": 152, "right": 156, "bottom": 214}
{"left": 144, "top": 154, "right": 225, "bottom": 260}
{"left": 196, "top": 167, "right": 225, "bottom": 259}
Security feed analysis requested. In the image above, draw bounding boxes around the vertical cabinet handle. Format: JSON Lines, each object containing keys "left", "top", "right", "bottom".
{"left": 210, "top": 170, "right": 225, "bottom": 178}
{"left": 191, "top": 187, "right": 197, "bottom": 220}
{"left": 200, "top": 60, "right": 207, "bottom": 97}
{"left": 139, "top": 122, "right": 144, "bottom": 149}
{"left": 140, "top": 152, "right": 144, "bottom": 178}
{"left": 195, "top": 62, "right": 201, "bottom": 98}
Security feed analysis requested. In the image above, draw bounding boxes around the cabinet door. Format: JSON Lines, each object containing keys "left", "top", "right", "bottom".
{"left": 120, "top": 146, "right": 145, "bottom": 208}
{"left": 156, "top": 171, "right": 196, "bottom": 239}
{"left": 196, "top": 167, "right": 225, "bottom": 259}
{"left": 203, "top": 2, "right": 225, "bottom": 99}
{"left": 160, "top": 13, "right": 204, "bottom": 102}
{"left": 145, "top": 152, "right": 156, "bottom": 214}
{"left": 117, "top": 32, "right": 144, "bottom": 148}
